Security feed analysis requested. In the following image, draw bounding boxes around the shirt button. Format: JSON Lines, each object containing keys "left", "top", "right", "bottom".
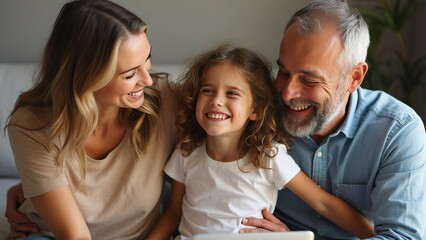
{"left": 317, "top": 152, "right": 323, "bottom": 157}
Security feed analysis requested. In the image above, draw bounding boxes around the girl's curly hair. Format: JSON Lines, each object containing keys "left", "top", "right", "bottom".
{"left": 176, "top": 44, "right": 289, "bottom": 169}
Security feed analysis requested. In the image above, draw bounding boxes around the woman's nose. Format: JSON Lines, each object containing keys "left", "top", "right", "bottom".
{"left": 139, "top": 68, "right": 153, "bottom": 87}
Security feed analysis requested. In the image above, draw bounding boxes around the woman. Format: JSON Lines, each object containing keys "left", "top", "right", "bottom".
{"left": 5, "top": 0, "right": 176, "bottom": 239}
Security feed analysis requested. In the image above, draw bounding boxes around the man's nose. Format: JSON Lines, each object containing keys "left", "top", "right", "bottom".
{"left": 279, "top": 77, "right": 301, "bottom": 101}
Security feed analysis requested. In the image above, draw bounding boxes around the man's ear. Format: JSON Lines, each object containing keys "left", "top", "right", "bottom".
{"left": 348, "top": 62, "right": 368, "bottom": 93}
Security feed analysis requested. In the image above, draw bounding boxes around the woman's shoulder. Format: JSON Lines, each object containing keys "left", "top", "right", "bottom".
{"left": 157, "top": 78, "right": 178, "bottom": 102}
{"left": 9, "top": 106, "right": 50, "bottom": 128}
{"left": 149, "top": 78, "right": 178, "bottom": 150}
{"left": 156, "top": 78, "right": 178, "bottom": 120}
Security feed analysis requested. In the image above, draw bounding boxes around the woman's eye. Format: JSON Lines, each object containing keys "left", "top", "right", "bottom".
{"left": 125, "top": 70, "right": 137, "bottom": 80}
{"left": 145, "top": 60, "right": 152, "bottom": 72}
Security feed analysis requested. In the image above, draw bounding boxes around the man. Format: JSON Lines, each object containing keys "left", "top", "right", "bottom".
{"left": 242, "top": 0, "right": 426, "bottom": 239}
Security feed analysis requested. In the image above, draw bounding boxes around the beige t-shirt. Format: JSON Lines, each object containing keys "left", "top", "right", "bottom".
{"left": 8, "top": 80, "right": 177, "bottom": 240}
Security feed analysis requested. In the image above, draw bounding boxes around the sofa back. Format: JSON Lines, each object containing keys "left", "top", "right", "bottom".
{"left": 0, "top": 63, "right": 36, "bottom": 177}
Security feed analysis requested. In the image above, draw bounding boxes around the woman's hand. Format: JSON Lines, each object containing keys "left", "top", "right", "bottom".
{"left": 5, "top": 184, "right": 39, "bottom": 239}
{"left": 239, "top": 209, "right": 290, "bottom": 233}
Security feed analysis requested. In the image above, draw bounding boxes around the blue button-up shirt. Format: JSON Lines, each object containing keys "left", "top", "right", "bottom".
{"left": 274, "top": 87, "right": 426, "bottom": 239}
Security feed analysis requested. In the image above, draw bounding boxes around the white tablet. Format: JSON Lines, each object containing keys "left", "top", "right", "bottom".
{"left": 193, "top": 231, "right": 314, "bottom": 240}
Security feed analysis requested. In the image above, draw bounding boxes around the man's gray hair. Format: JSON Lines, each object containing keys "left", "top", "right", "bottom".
{"left": 286, "top": 0, "right": 370, "bottom": 75}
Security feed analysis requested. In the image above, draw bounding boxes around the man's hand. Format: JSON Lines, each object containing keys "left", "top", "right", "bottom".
{"left": 4, "top": 184, "right": 39, "bottom": 239}
{"left": 239, "top": 209, "right": 290, "bottom": 233}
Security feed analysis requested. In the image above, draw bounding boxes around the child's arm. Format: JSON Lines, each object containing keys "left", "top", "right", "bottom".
{"left": 285, "top": 171, "right": 375, "bottom": 238}
{"left": 146, "top": 180, "right": 185, "bottom": 240}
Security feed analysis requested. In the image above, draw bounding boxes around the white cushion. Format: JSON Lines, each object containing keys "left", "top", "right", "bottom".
{"left": 0, "top": 63, "right": 36, "bottom": 178}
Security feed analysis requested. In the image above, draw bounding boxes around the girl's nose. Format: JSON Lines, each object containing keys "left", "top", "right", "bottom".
{"left": 210, "top": 94, "right": 223, "bottom": 107}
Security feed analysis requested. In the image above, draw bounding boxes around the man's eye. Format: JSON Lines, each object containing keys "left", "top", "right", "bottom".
{"left": 301, "top": 78, "right": 319, "bottom": 86}
{"left": 278, "top": 71, "right": 290, "bottom": 78}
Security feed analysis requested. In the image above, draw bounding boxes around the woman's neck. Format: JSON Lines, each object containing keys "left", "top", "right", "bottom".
{"left": 85, "top": 107, "right": 126, "bottom": 159}
{"left": 94, "top": 107, "right": 122, "bottom": 135}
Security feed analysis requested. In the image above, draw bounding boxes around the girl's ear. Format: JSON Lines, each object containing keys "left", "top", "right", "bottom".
{"left": 347, "top": 62, "right": 368, "bottom": 93}
{"left": 249, "top": 108, "right": 257, "bottom": 121}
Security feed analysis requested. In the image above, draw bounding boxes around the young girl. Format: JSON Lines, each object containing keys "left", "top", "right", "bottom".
{"left": 146, "top": 45, "right": 374, "bottom": 239}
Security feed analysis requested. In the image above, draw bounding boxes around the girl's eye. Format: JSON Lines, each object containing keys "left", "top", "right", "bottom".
{"left": 227, "top": 91, "right": 239, "bottom": 96}
{"left": 124, "top": 70, "right": 137, "bottom": 80}
{"left": 200, "top": 88, "right": 213, "bottom": 94}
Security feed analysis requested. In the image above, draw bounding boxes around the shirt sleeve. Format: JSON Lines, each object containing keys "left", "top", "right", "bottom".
{"left": 370, "top": 116, "right": 426, "bottom": 238}
{"left": 164, "top": 147, "right": 185, "bottom": 183}
{"left": 7, "top": 108, "right": 68, "bottom": 198}
{"left": 267, "top": 143, "right": 301, "bottom": 190}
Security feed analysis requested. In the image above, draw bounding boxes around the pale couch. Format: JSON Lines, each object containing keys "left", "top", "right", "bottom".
{"left": 0, "top": 62, "right": 182, "bottom": 239}
{"left": 0, "top": 63, "right": 36, "bottom": 239}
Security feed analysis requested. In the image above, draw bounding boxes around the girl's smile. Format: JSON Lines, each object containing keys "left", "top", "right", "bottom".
{"left": 196, "top": 61, "right": 256, "bottom": 139}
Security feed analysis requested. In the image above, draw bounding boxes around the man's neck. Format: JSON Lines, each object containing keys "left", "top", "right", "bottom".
{"left": 310, "top": 102, "right": 348, "bottom": 145}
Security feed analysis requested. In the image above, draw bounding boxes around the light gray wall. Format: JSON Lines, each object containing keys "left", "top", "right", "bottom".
{"left": 0, "top": 0, "right": 309, "bottom": 65}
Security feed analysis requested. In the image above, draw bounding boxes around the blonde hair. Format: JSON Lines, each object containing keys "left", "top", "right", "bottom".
{"left": 176, "top": 45, "right": 288, "bottom": 169}
{"left": 8, "top": 0, "right": 161, "bottom": 181}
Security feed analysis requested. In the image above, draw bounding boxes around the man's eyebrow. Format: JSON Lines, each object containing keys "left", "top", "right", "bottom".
{"left": 276, "top": 59, "right": 325, "bottom": 80}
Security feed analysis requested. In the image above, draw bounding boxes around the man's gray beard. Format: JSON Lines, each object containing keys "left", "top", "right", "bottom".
{"left": 282, "top": 88, "right": 346, "bottom": 138}
{"left": 282, "top": 107, "right": 325, "bottom": 137}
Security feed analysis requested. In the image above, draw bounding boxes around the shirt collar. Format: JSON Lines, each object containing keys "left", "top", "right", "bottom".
{"left": 302, "top": 88, "right": 360, "bottom": 143}
{"left": 339, "top": 88, "right": 359, "bottom": 139}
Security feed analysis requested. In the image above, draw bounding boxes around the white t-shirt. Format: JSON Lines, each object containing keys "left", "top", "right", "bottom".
{"left": 164, "top": 142, "right": 300, "bottom": 239}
